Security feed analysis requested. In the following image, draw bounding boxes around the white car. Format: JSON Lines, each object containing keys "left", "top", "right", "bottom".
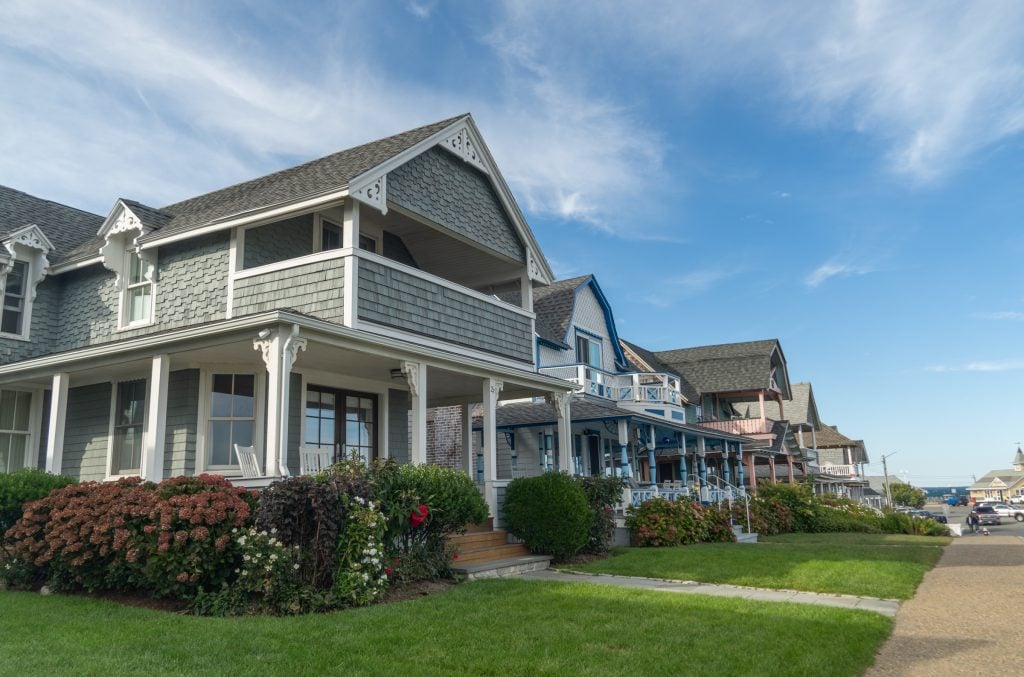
{"left": 978, "top": 502, "right": 1024, "bottom": 522}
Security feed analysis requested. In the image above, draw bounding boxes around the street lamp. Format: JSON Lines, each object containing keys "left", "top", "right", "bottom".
{"left": 881, "top": 452, "right": 898, "bottom": 508}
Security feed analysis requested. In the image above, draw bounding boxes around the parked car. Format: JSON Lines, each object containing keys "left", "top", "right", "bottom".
{"left": 971, "top": 505, "right": 1002, "bottom": 526}
{"left": 956, "top": 496, "right": 969, "bottom": 506}
{"left": 977, "top": 502, "right": 1024, "bottom": 522}
{"left": 914, "top": 510, "right": 947, "bottom": 524}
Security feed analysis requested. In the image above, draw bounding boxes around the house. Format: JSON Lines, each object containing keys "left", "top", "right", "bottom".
{"left": 455, "top": 274, "right": 753, "bottom": 512}
{"left": 969, "top": 449, "right": 1024, "bottom": 503}
{"left": 782, "top": 382, "right": 869, "bottom": 497}
{"left": 652, "top": 339, "right": 798, "bottom": 490}
{"left": 0, "top": 114, "right": 575, "bottom": 519}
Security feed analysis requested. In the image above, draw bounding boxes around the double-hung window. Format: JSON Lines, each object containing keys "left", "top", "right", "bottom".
{"left": 0, "top": 389, "right": 32, "bottom": 473}
{"left": 575, "top": 333, "right": 602, "bottom": 368}
{"left": 110, "top": 380, "right": 146, "bottom": 476}
{"left": 208, "top": 374, "right": 256, "bottom": 469}
{"left": 1, "top": 261, "right": 27, "bottom": 336}
{"left": 124, "top": 251, "right": 153, "bottom": 326}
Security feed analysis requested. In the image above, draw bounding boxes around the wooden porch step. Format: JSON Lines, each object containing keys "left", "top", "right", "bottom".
{"left": 455, "top": 542, "right": 532, "bottom": 565}
{"left": 463, "top": 518, "right": 494, "bottom": 534}
{"left": 448, "top": 529, "right": 512, "bottom": 549}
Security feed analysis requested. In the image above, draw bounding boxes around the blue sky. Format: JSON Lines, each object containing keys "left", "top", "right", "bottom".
{"left": 3, "top": 1, "right": 1024, "bottom": 487}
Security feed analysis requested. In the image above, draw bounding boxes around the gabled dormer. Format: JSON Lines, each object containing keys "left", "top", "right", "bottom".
{"left": 0, "top": 224, "right": 54, "bottom": 340}
{"left": 97, "top": 199, "right": 173, "bottom": 330}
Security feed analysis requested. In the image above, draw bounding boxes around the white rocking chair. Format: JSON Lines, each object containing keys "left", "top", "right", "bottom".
{"left": 299, "top": 446, "right": 332, "bottom": 475}
{"left": 234, "top": 444, "right": 261, "bottom": 479}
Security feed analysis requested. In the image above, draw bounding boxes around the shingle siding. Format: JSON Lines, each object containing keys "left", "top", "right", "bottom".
{"left": 388, "top": 388, "right": 409, "bottom": 464}
{"left": 286, "top": 372, "right": 302, "bottom": 475}
{"left": 62, "top": 383, "right": 111, "bottom": 481}
{"left": 0, "top": 276, "right": 60, "bottom": 363}
{"left": 233, "top": 257, "right": 345, "bottom": 321}
{"left": 164, "top": 369, "right": 200, "bottom": 478}
{"left": 242, "top": 215, "right": 314, "bottom": 269}
{"left": 388, "top": 147, "right": 525, "bottom": 262}
{"left": 357, "top": 258, "right": 532, "bottom": 362}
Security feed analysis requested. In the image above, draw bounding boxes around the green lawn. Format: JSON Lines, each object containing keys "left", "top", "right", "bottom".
{"left": 567, "top": 533, "right": 950, "bottom": 600}
{"left": 0, "top": 579, "right": 890, "bottom": 676}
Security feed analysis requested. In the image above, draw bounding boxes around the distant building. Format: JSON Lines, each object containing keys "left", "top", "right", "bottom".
{"left": 968, "top": 449, "right": 1024, "bottom": 502}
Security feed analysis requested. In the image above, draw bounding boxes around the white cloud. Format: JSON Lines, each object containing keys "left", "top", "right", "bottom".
{"left": 804, "top": 260, "right": 874, "bottom": 287}
{"left": 927, "top": 360, "right": 1024, "bottom": 373}
{"left": 406, "top": 1, "right": 435, "bottom": 19}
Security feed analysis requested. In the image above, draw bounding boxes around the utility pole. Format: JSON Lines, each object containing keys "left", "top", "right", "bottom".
{"left": 881, "top": 452, "right": 898, "bottom": 508}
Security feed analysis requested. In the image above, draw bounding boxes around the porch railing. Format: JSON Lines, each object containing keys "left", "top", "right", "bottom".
{"left": 818, "top": 464, "right": 859, "bottom": 477}
{"left": 538, "top": 365, "right": 686, "bottom": 407}
{"left": 697, "top": 418, "right": 773, "bottom": 436}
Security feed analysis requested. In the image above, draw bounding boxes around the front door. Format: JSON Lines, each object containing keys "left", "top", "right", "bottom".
{"left": 587, "top": 436, "right": 601, "bottom": 476}
{"left": 305, "top": 385, "right": 378, "bottom": 463}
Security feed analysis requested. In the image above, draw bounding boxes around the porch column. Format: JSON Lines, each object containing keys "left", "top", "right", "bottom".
{"left": 723, "top": 443, "right": 731, "bottom": 485}
{"left": 746, "top": 453, "right": 756, "bottom": 494}
{"left": 546, "top": 392, "right": 572, "bottom": 474}
{"left": 462, "top": 403, "right": 474, "bottom": 476}
{"left": 698, "top": 437, "right": 708, "bottom": 502}
{"left": 758, "top": 391, "right": 766, "bottom": 423}
{"left": 768, "top": 456, "right": 777, "bottom": 484}
{"left": 402, "top": 361, "right": 428, "bottom": 465}
{"left": 786, "top": 453, "right": 795, "bottom": 484}
{"left": 140, "top": 354, "right": 169, "bottom": 482}
{"left": 45, "top": 372, "right": 69, "bottom": 475}
{"left": 647, "top": 424, "right": 657, "bottom": 484}
{"left": 481, "top": 378, "right": 503, "bottom": 515}
{"left": 255, "top": 325, "right": 306, "bottom": 477}
{"left": 617, "top": 419, "right": 631, "bottom": 478}
{"left": 678, "top": 433, "right": 687, "bottom": 484}
{"left": 737, "top": 445, "right": 745, "bottom": 490}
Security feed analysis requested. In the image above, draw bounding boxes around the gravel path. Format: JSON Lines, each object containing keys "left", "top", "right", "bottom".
{"left": 868, "top": 534, "right": 1024, "bottom": 675}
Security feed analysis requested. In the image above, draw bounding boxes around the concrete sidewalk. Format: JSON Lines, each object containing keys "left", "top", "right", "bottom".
{"left": 868, "top": 534, "right": 1024, "bottom": 675}
{"left": 520, "top": 568, "right": 901, "bottom": 616}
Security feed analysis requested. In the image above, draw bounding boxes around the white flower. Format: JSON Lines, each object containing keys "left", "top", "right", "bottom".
{"left": 293, "top": 563, "right": 300, "bottom": 570}
{"left": 243, "top": 554, "right": 251, "bottom": 562}
{"left": 270, "top": 527, "right": 277, "bottom": 534}
{"left": 265, "top": 565, "right": 272, "bottom": 572}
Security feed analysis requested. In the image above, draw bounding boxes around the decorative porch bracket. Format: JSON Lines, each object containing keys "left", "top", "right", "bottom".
{"left": 402, "top": 361, "right": 428, "bottom": 464}
{"left": 254, "top": 325, "right": 307, "bottom": 477}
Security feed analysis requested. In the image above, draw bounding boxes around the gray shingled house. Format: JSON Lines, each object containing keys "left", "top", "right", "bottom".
{"left": 458, "top": 274, "right": 753, "bottom": 511}
{"left": 0, "top": 114, "right": 575, "bottom": 519}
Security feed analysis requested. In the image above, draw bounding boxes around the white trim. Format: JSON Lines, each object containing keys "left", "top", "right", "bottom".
{"left": 231, "top": 247, "right": 352, "bottom": 281}
{"left": 352, "top": 318, "right": 533, "bottom": 372}
{"left": 141, "top": 354, "right": 169, "bottom": 482}
{"left": 48, "top": 256, "right": 103, "bottom": 275}
{"left": 0, "top": 258, "right": 32, "bottom": 341}
{"left": 196, "top": 369, "right": 266, "bottom": 475}
{"left": 352, "top": 248, "right": 535, "bottom": 319}
{"left": 342, "top": 253, "right": 357, "bottom": 327}
{"left": 45, "top": 373, "right": 69, "bottom": 474}
{"left": 139, "top": 190, "right": 348, "bottom": 250}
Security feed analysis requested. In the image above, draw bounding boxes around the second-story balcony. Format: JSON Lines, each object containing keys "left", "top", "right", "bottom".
{"left": 815, "top": 463, "right": 861, "bottom": 478}
{"left": 539, "top": 364, "right": 686, "bottom": 408}
{"left": 696, "top": 417, "right": 774, "bottom": 436}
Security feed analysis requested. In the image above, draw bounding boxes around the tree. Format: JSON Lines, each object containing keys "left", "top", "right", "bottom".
{"left": 889, "top": 481, "right": 927, "bottom": 508}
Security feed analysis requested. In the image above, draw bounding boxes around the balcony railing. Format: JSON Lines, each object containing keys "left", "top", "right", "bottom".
{"left": 538, "top": 364, "right": 685, "bottom": 407}
{"left": 697, "top": 418, "right": 773, "bottom": 436}
{"left": 817, "top": 464, "right": 860, "bottom": 478}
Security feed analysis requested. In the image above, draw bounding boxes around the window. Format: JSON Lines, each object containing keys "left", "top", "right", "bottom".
{"left": 111, "top": 380, "right": 146, "bottom": 476}
{"left": 305, "top": 386, "right": 377, "bottom": 464}
{"left": 0, "top": 389, "right": 32, "bottom": 473}
{"left": 123, "top": 251, "right": 153, "bottom": 326}
{"left": 575, "top": 333, "right": 602, "bottom": 368}
{"left": 321, "top": 220, "right": 342, "bottom": 251}
{"left": 358, "top": 234, "right": 377, "bottom": 253}
{"left": 1, "top": 261, "right": 27, "bottom": 336}
{"left": 208, "top": 374, "right": 256, "bottom": 468}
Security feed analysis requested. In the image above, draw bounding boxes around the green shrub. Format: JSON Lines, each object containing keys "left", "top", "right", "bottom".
{"left": 734, "top": 496, "right": 793, "bottom": 535}
{"left": 627, "top": 497, "right": 736, "bottom": 546}
{"left": 756, "top": 482, "right": 818, "bottom": 531}
{"left": 504, "top": 472, "right": 590, "bottom": 561}
{"left": 0, "top": 469, "right": 76, "bottom": 533}
{"left": 577, "top": 475, "right": 627, "bottom": 554}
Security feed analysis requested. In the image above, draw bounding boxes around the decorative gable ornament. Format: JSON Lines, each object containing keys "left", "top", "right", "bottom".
{"left": 0, "top": 224, "right": 55, "bottom": 303}
{"left": 351, "top": 172, "right": 388, "bottom": 215}
{"left": 439, "top": 124, "right": 489, "bottom": 175}
{"left": 98, "top": 201, "right": 157, "bottom": 285}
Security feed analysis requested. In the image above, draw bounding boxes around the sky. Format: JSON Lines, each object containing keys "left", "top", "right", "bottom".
{"left": 2, "top": 0, "right": 1023, "bottom": 487}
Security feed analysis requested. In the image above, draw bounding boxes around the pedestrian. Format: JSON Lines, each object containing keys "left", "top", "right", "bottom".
{"left": 966, "top": 510, "right": 978, "bottom": 534}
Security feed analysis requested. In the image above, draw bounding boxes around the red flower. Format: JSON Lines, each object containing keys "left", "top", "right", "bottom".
{"left": 453, "top": 553, "right": 459, "bottom": 559}
{"left": 409, "top": 504, "right": 429, "bottom": 528}
{"left": 385, "top": 567, "right": 393, "bottom": 574}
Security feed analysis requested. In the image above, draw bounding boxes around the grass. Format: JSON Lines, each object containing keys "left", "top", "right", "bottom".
{"left": 0, "top": 579, "right": 890, "bottom": 676}
{"left": 567, "top": 533, "right": 950, "bottom": 600}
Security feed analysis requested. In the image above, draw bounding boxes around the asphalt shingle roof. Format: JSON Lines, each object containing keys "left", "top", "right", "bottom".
{"left": 655, "top": 339, "right": 785, "bottom": 396}
{"left": 531, "top": 275, "right": 590, "bottom": 347}
{"left": 620, "top": 338, "right": 700, "bottom": 402}
{"left": 782, "top": 382, "right": 819, "bottom": 428}
{"left": 0, "top": 185, "right": 104, "bottom": 259}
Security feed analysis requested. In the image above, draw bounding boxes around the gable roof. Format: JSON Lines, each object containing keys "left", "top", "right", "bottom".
{"left": 655, "top": 339, "right": 790, "bottom": 398}
{"left": 969, "top": 469, "right": 1024, "bottom": 491}
{"left": 532, "top": 275, "right": 590, "bottom": 348}
{"left": 620, "top": 339, "right": 700, "bottom": 403}
{"left": 0, "top": 185, "right": 104, "bottom": 259}
{"left": 782, "top": 382, "right": 821, "bottom": 428}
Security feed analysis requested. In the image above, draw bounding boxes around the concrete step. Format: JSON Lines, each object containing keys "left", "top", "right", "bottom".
{"left": 455, "top": 542, "right": 532, "bottom": 565}
{"left": 736, "top": 532, "right": 758, "bottom": 544}
{"left": 453, "top": 555, "right": 552, "bottom": 580}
